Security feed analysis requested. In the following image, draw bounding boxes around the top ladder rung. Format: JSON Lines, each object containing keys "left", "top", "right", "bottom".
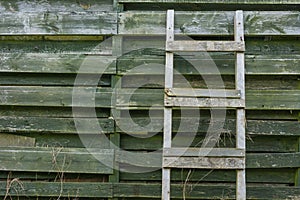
{"left": 166, "top": 41, "right": 245, "bottom": 52}
{"left": 165, "top": 88, "right": 241, "bottom": 99}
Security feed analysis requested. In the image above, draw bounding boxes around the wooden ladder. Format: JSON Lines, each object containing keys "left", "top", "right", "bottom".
{"left": 162, "top": 10, "right": 246, "bottom": 200}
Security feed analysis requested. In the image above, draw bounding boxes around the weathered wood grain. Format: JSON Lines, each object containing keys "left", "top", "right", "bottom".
{"left": 0, "top": 106, "right": 110, "bottom": 118}
{"left": 0, "top": 12, "right": 117, "bottom": 35}
{"left": 118, "top": 0, "right": 300, "bottom": 4}
{"left": 0, "top": 54, "right": 116, "bottom": 74}
{"left": 116, "top": 89, "right": 300, "bottom": 110}
{"left": 0, "top": 73, "right": 111, "bottom": 86}
{"left": 0, "top": 147, "right": 114, "bottom": 174}
{"left": 122, "top": 75, "right": 300, "bottom": 90}
{"left": 119, "top": 11, "right": 300, "bottom": 35}
{"left": 0, "top": 117, "right": 113, "bottom": 134}
{"left": 0, "top": 133, "right": 35, "bottom": 147}
{"left": 163, "top": 157, "right": 245, "bottom": 169}
{"left": 121, "top": 135, "right": 299, "bottom": 152}
{"left": 117, "top": 151, "right": 300, "bottom": 168}
{"left": 0, "top": 86, "right": 112, "bottom": 107}
{"left": 120, "top": 168, "right": 295, "bottom": 183}
{"left": 0, "top": 0, "right": 114, "bottom": 12}
{"left": 0, "top": 182, "right": 112, "bottom": 198}
{"left": 117, "top": 118, "right": 300, "bottom": 135}
{"left": 113, "top": 183, "right": 300, "bottom": 199}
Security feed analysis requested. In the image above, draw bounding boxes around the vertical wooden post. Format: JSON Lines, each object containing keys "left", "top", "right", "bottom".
{"left": 162, "top": 9, "right": 174, "bottom": 200}
{"left": 235, "top": 10, "right": 246, "bottom": 200}
{"left": 109, "top": 35, "right": 123, "bottom": 200}
{"left": 295, "top": 112, "right": 300, "bottom": 186}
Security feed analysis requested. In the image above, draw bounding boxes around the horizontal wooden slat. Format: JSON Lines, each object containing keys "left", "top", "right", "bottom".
{"left": 0, "top": 133, "right": 35, "bottom": 147}
{"left": 120, "top": 168, "right": 295, "bottom": 183}
{"left": 0, "top": 54, "right": 116, "bottom": 74}
{"left": 117, "top": 151, "right": 300, "bottom": 168}
{"left": 119, "top": 0, "right": 300, "bottom": 4}
{"left": 0, "top": 73, "right": 111, "bottom": 86}
{"left": 0, "top": 12, "right": 117, "bottom": 35}
{"left": 165, "top": 88, "right": 241, "bottom": 98}
{"left": 0, "top": 182, "right": 112, "bottom": 198}
{"left": 119, "top": 11, "right": 300, "bottom": 36}
{"left": 165, "top": 97, "right": 245, "bottom": 108}
{"left": 164, "top": 148, "right": 245, "bottom": 157}
{"left": 0, "top": 0, "right": 114, "bottom": 12}
{"left": 0, "top": 86, "right": 112, "bottom": 107}
{"left": 118, "top": 55, "right": 300, "bottom": 75}
{"left": 166, "top": 41, "right": 245, "bottom": 52}
{"left": 123, "top": 75, "right": 299, "bottom": 90}
{"left": 163, "top": 157, "right": 245, "bottom": 169}
{"left": 117, "top": 118, "right": 300, "bottom": 135}
{"left": 0, "top": 117, "right": 114, "bottom": 134}
{"left": 114, "top": 184, "right": 300, "bottom": 199}
{"left": 1, "top": 182, "right": 300, "bottom": 199}
{"left": 116, "top": 89, "right": 300, "bottom": 109}
{"left": 0, "top": 147, "right": 114, "bottom": 174}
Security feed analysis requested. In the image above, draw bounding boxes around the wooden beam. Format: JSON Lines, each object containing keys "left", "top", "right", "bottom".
{"left": 0, "top": 86, "right": 112, "bottom": 107}
{"left": 0, "top": 147, "right": 114, "bottom": 174}
{"left": 0, "top": 117, "right": 114, "bottom": 134}
{"left": 118, "top": 0, "right": 300, "bottom": 4}
{"left": 119, "top": 11, "right": 300, "bottom": 36}
{"left": 166, "top": 41, "right": 245, "bottom": 52}
{"left": 163, "top": 157, "right": 245, "bottom": 169}
{"left": 165, "top": 88, "right": 241, "bottom": 98}
{"left": 116, "top": 118, "right": 300, "bottom": 136}
{"left": 0, "top": 133, "right": 35, "bottom": 147}
{"left": 0, "top": 12, "right": 117, "bottom": 35}
{"left": 163, "top": 148, "right": 245, "bottom": 157}
{"left": 165, "top": 97, "right": 245, "bottom": 108}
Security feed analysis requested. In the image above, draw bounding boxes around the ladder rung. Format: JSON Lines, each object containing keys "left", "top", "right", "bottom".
{"left": 165, "top": 97, "right": 245, "bottom": 108}
{"left": 166, "top": 41, "right": 245, "bottom": 52}
{"left": 165, "top": 88, "right": 241, "bottom": 98}
{"left": 163, "top": 156, "right": 245, "bottom": 169}
{"left": 163, "top": 148, "right": 245, "bottom": 157}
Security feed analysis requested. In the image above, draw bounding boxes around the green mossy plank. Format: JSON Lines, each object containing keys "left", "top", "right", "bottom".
{"left": 0, "top": 117, "right": 114, "bottom": 134}
{"left": 117, "top": 118, "right": 300, "bottom": 136}
{"left": 32, "top": 133, "right": 111, "bottom": 148}
{"left": 0, "top": 182, "right": 299, "bottom": 199}
{"left": 116, "top": 151, "right": 300, "bottom": 168}
{"left": 0, "top": 86, "right": 112, "bottom": 107}
{"left": 0, "top": 133, "right": 35, "bottom": 147}
{"left": 0, "top": 171, "right": 107, "bottom": 181}
{"left": 0, "top": 12, "right": 117, "bottom": 35}
{"left": 0, "top": 106, "right": 110, "bottom": 118}
{"left": 116, "top": 88, "right": 300, "bottom": 110}
{"left": 0, "top": 0, "right": 114, "bottom": 12}
{"left": 119, "top": 0, "right": 300, "bottom": 4}
{"left": 120, "top": 168, "right": 295, "bottom": 183}
{"left": 120, "top": 134, "right": 298, "bottom": 152}
{"left": 113, "top": 183, "right": 300, "bottom": 199}
{"left": 119, "top": 11, "right": 300, "bottom": 36}
{"left": 0, "top": 73, "right": 111, "bottom": 86}
{"left": 119, "top": 39, "right": 300, "bottom": 76}
{"left": 0, "top": 54, "right": 116, "bottom": 74}
{"left": 125, "top": 109, "right": 299, "bottom": 120}
{"left": 0, "top": 41, "right": 111, "bottom": 54}
{"left": 0, "top": 147, "right": 114, "bottom": 174}
{"left": 0, "top": 182, "right": 112, "bottom": 198}
{"left": 246, "top": 90, "right": 300, "bottom": 110}
{"left": 121, "top": 75, "right": 299, "bottom": 90}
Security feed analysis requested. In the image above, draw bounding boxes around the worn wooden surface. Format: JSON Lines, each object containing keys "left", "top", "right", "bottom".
{"left": 0, "top": 1, "right": 299, "bottom": 199}
{"left": 0, "top": 147, "right": 114, "bottom": 174}
{"left": 119, "top": 11, "right": 300, "bottom": 35}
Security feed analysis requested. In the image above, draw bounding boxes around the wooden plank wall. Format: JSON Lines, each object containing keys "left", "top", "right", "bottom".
{"left": 0, "top": 0, "right": 300, "bottom": 199}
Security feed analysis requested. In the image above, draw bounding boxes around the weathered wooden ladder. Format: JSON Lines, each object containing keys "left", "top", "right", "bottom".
{"left": 162, "top": 10, "right": 246, "bottom": 200}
